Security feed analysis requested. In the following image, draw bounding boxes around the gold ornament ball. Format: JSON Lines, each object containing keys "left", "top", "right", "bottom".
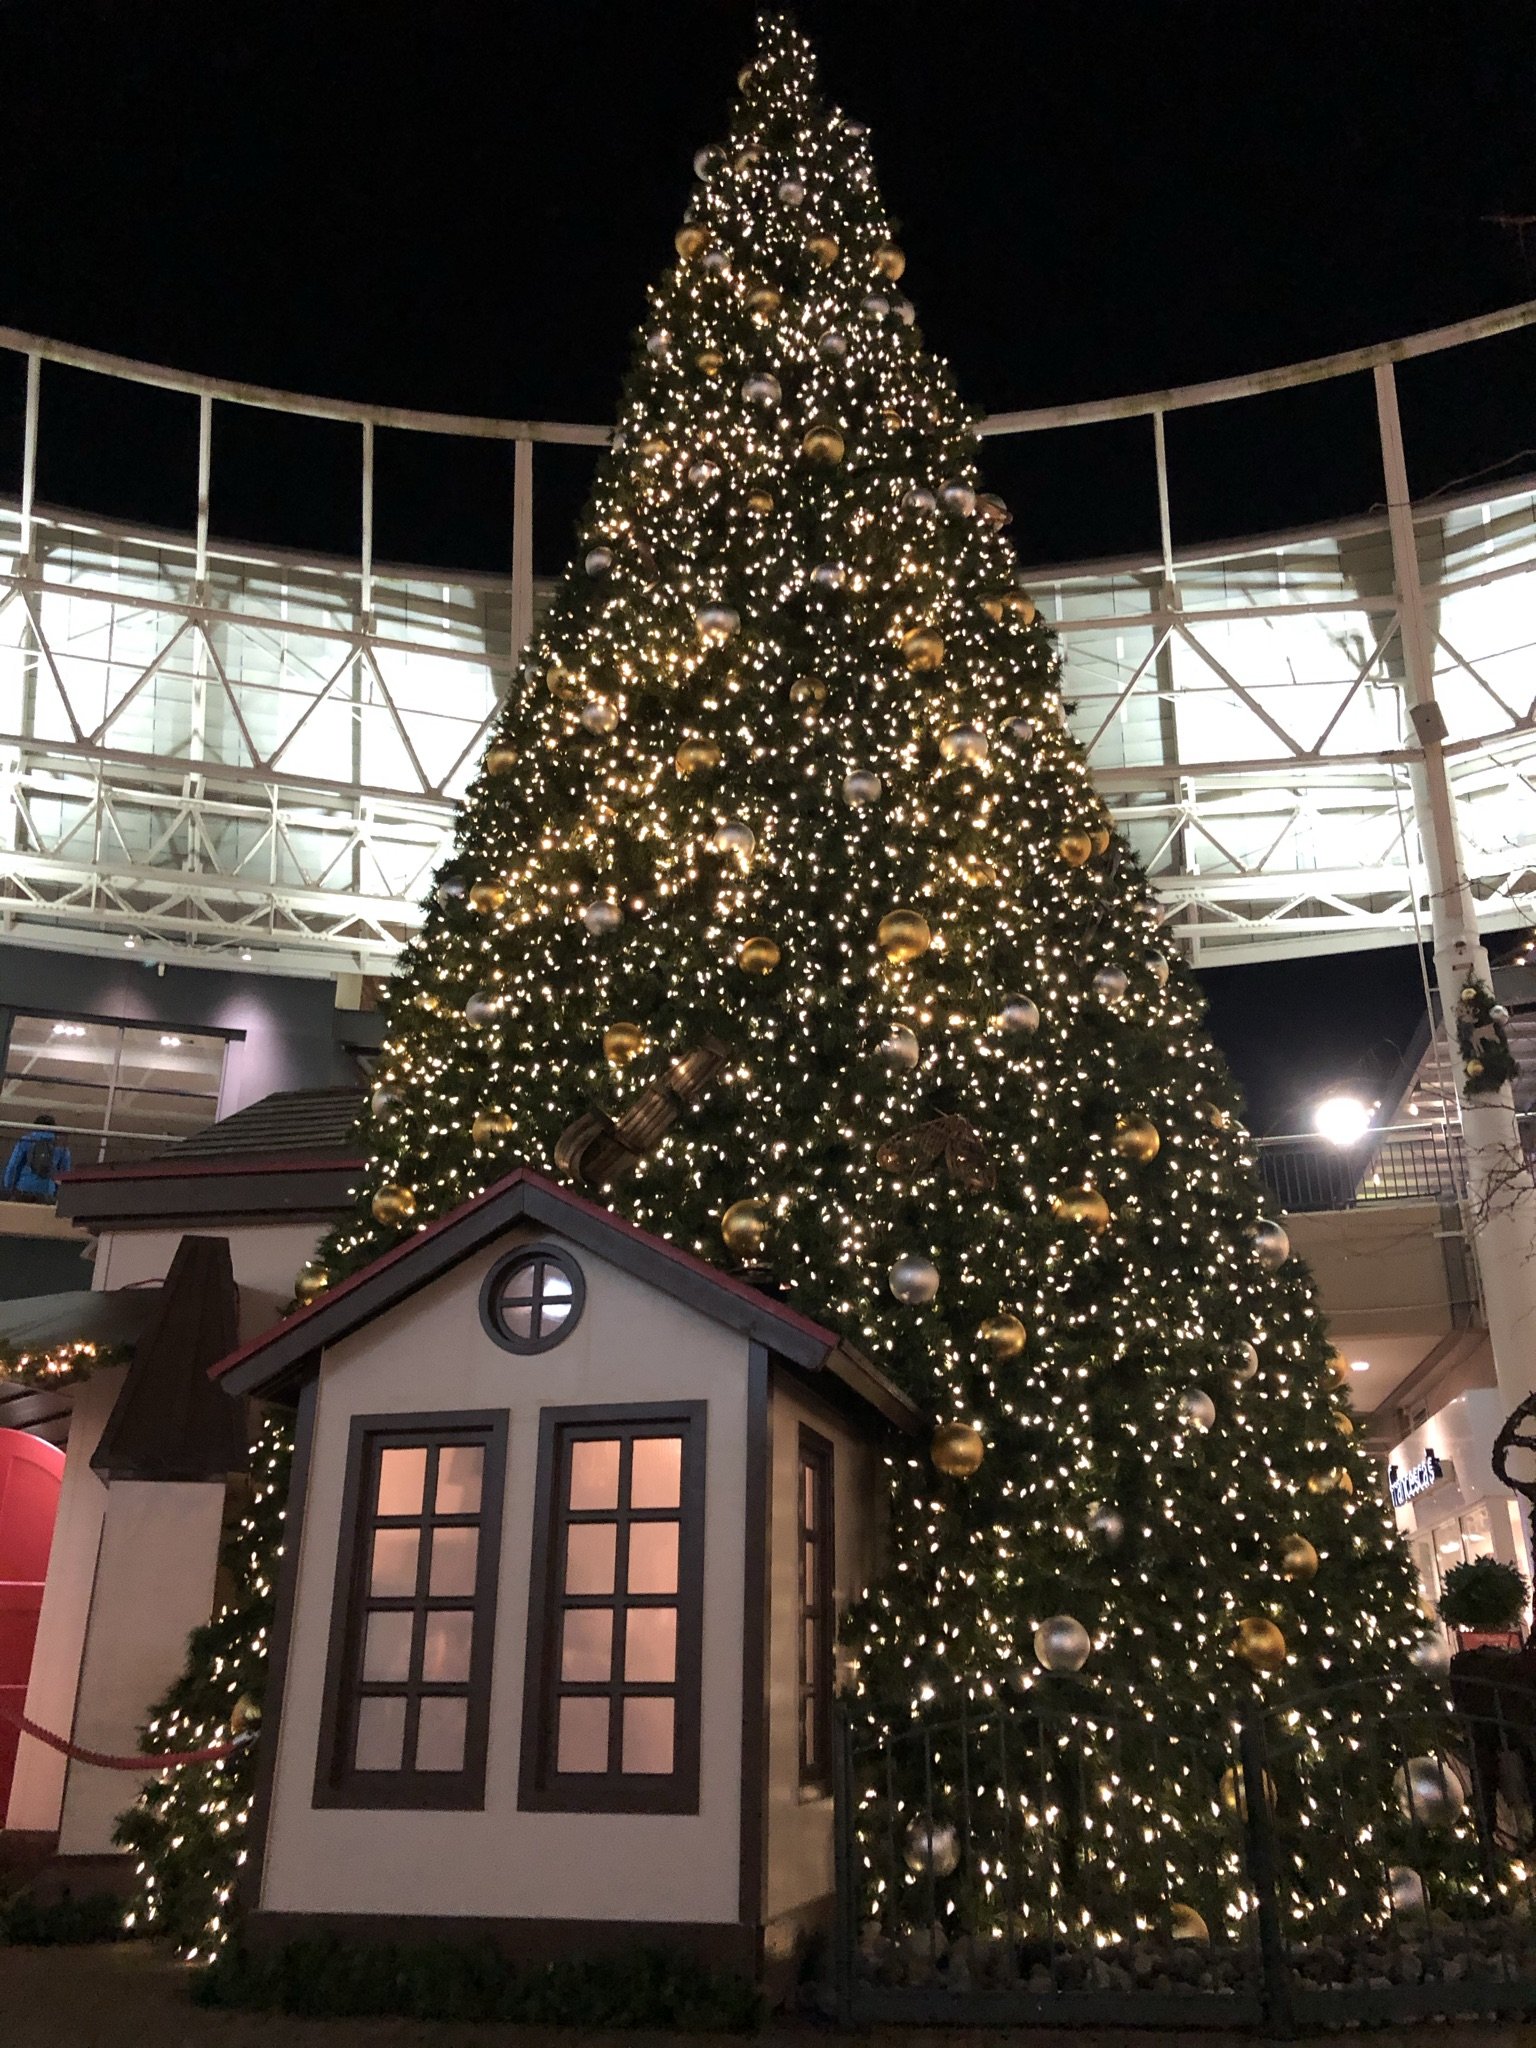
{"left": 806, "top": 230, "right": 840, "bottom": 266}
{"left": 931, "top": 1421, "right": 985, "bottom": 1478}
{"left": 902, "top": 625, "right": 946, "bottom": 672}
{"left": 1113, "top": 1114, "right": 1161, "bottom": 1163}
{"left": 980, "top": 595, "right": 1006, "bottom": 622}
{"left": 877, "top": 908, "right": 932, "bottom": 963}
{"left": 471, "top": 1109, "right": 515, "bottom": 1145}
{"left": 1003, "top": 589, "right": 1038, "bottom": 625}
{"left": 230, "top": 1693, "right": 262, "bottom": 1736}
{"left": 1279, "top": 1533, "right": 1320, "bottom": 1582}
{"left": 602, "top": 1020, "right": 647, "bottom": 1066}
{"left": 872, "top": 238, "right": 906, "bottom": 279}
{"left": 468, "top": 879, "right": 508, "bottom": 915}
{"left": 372, "top": 1183, "right": 417, "bottom": 1228}
{"left": 695, "top": 349, "right": 724, "bottom": 377}
{"left": 802, "top": 422, "right": 845, "bottom": 464}
{"left": 738, "top": 935, "right": 781, "bottom": 975}
{"left": 1090, "top": 825, "right": 1112, "bottom": 857}
{"left": 746, "top": 486, "right": 776, "bottom": 514}
{"left": 676, "top": 738, "right": 722, "bottom": 777}
{"left": 674, "top": 222, "right": 709, "bottom": 261}
{"left": 1465, "top": 1058, "right": 1484, "bottom": 1079}
{"left": 1053, "top": 1185, "right": 1111, "bottom": 1234}
{"left": 294, "top": 1263, "right": 331, "bottom": 1305}
{"left": 484, "top": 741, "right": 518, "bottom": 776}
{"left": 1326, "top": 1349, "right": 1351, "bottom": 1387}
{"left": 1170, "top": 1904, "right": 1209, "bottom": 1944}
{"left": 1057, "top": 829, "right": 1093, "bottom": 867}
{"left": 1335, "top": 1410, "right": 1356, "bottom": 1437}
{"left": 721, "top": 1197, "right": 772, "bottom": 1258}
{"left": 1233, "top": 1616, "right": 1288, "bottom": 1674}
{"left": 978, "top": 1313, "right": 1027, "bottom": 1362}
{"left": 1304, "top": 1469, "right": 1336, "bottom": 1496}
{"left": 745, "top": 284, "right": 782, "bottom": 321}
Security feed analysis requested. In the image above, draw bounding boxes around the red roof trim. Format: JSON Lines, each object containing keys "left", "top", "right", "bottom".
{"left": 61, "top": 1155, "right": 365, "bottom": 1186}
{"left": 211, "top": 1165, "right": 838, "bottom": 1385}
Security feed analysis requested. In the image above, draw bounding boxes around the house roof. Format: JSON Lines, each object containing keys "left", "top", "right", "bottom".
{"left": 56, "top": 1088, "right": 366, "bottom": 1232}
{"left": 213, "top": 1165, "right": 923, "bottom": 1435}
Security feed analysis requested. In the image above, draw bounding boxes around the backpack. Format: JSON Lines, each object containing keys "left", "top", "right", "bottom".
{"left": 26, "top": 1133, "right": 56, "bottom": 1181}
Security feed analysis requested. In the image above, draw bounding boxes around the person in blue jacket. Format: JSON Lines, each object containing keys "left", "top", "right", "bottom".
{"left": 2, "top": 1112, "right": 72, "bottom": 1202}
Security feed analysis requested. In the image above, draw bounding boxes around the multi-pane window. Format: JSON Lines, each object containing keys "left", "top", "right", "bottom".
{"left": 798, "top": 1428, "right": 836, "bottom": 1793}
{"left": 317, "top": 1413, "right": 506, "bottom": 1810}
{"left": 0, "top": 1012, "right": 227, "bottom": 1164}
{"left": 480, "top": 1246, "right": 586, "bottom": 1354}
{"left": 519, "top": 1404, "right": 705, "bottom": 1815}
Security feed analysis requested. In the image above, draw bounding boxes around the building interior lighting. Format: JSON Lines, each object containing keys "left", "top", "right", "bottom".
{"left": 1313, "top": 1093, "right": 1372, "bottom": 1146}
{"left": 50, "top": 1022, "right": 86, "bottom": 1038}
{"left": 1349, "top": 1359, "right": 1372, "bottom": 1373}
{"left": 159, "top": 1035, "right": 183, "bottom": 1048}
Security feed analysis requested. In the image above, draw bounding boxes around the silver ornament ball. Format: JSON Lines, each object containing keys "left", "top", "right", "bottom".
{"left": 712, "top": 819, "right": 756, "bottom": 860}
{"left": 742, "top": 372, "right": 782, "bottom": 407}
{"left": 1034, "top": 1615, "right": 1092, "bottom": 1673}
{"left": 646, "top": 328, "right": 671, "bottom": 359}
{"left": 1409, "top": 1630, "right": 1452, "bottom": 1679}
{"left": 581, "top": 697, "right": 620, "bottom": 735}
{"left": 1491, "top": 1003, "right": 1510, "bottom": 1024}
{"left": 370, "top": 1085, "right": 401, "bottom": 1118}
{"left": 700, "top": 246, "right": 730, "bottom": 276}
{"left": 902, "top": 1817, "right": 960, "bottom": 1878}
{"left": 584, "top": 545, "right": 613, "bottom": 577}
{"left": 811, "top": 562, "right": 846, "bottom": 591}
{"left": 1394, "top": 1755, "right": 1466, "bottom": 1826}
{"left": 1231, "top": 1340, "right": 1260, "bottom": 1382}
{"left": 777, "top": 176, "right": 806, "bottom": 205}
{"left": 889, "top": 1253, "right": 940, "bottom": 1305}
{"left": 1148, "top": 951, "right": 1170, "bottom": 988}
{"left": 464, "top": 989, "right": 500, "bottom": 1028}
{"left": 1387, "top": 1866, "right": 1427, "bottom": 1916}
{"left": 1093, "top": 965, "right": 1130, "bottom": 1004}
{"left": 862, "top": 292, "right": 891, "bottom": 318}
{"left": 1006, "top": 717, "right": 1036, "bottom": 743}
{"left": 878, "top": 1024, "right": 920, "bottom": 1072}
{"left": 892, "top": 294, "right": 916, "bottom": 326}
{"left": 1250, "top": 1219, "right": 1292, "bottom": 1271}
{"left": 939, "top": 479, "right": 976, "bottom": 516}
{"left": 817, "top": 329, "right": 848, "bottom": 359}
{"left": 581, "top": 900, "right": 623, "bottom": 937}
{"left": 997, "top": 996, "right": 1041, "bottom": 1037}
{"left": 687, "top": 459, "right": 719, "bottom": 487}
{"left": 1180, "top": 1388, "right": 1217, "bottom": 1432}
{"left": 695, "top": 602, "right": 741, "bottom": 645}
{"left": 435, "top": 876, "right": 467, "bottom": 910}
{"left": 903, "top": 485, "right": 937, "bottom": 513}
{"left": 842, "top": 769, "right": 883, "bottom": 806}
{"left": 1087, "top": 1502, "right": 1125, "bottom": 1549}
{"left": 939, "top": 722, "right": 989, "bottom": 765}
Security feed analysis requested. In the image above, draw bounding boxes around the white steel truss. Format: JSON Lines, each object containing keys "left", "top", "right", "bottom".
{"left": 0, "top": 310, "right": 1534, "bottom": 975}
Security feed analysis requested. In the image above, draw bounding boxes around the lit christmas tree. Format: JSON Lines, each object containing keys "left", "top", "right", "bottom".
{"left": 132, "top": 12, "right": 1447, "bottom": 1953}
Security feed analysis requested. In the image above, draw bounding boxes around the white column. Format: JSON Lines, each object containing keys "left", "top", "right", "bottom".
{"left": 1375, "top": 361, "right": 1536, "bottom": 1415}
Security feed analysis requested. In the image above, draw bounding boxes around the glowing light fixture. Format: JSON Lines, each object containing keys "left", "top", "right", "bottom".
{"left": 1313, "top": 1093, "right": 1371, "bottom": 1146}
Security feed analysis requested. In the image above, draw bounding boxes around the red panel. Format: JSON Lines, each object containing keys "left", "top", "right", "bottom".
{"left": 0, "top": 1428, "right": 65, "bottom": 1819}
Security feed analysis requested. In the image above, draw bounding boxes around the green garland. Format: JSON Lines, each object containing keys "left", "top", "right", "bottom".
{"left": 0, "top": 1336, "right": 129, "bottom": 1390}
{"left": 1455, "top": 976, "right": 1519, "bottom": 1096}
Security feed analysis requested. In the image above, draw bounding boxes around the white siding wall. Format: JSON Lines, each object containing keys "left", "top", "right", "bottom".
{"left": 763, "top": 1374, "right": 884, "bottom": 1928}
{"left": 261, "top": 1225, "right": 748, "bottom": 1927}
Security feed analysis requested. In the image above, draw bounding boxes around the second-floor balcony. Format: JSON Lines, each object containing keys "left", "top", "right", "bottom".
{"left": 1255, "top": 1116, "right": 1536, "bottom": 1215}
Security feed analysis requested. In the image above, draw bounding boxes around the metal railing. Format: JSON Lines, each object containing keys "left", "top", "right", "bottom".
{"left": 1254, "top": 1115, "right": 1536, "bottom": 1214}
{"left": 834, "top": 1674, "right": 1536, "bottom": 2029}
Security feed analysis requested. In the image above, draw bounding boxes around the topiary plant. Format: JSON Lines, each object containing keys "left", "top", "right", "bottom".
{"left": 1437, "top": 1556, "right": 1529, "bottom": 1633}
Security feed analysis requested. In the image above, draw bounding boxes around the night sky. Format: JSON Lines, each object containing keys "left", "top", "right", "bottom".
{"left": 2, "top": 0, "right": 1532, "bottom": 1128}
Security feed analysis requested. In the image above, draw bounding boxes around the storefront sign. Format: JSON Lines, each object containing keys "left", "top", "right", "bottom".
{"left": 1389, "top": 1450, "right": 1444, "bottom": 1508}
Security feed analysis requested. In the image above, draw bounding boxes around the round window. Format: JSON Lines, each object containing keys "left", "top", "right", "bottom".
{"left": 479, "top": 1245, "right": 586, "bottom": 1354}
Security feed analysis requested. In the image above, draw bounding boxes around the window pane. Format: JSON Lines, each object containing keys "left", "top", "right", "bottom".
{"left": 503, "top": 1297, "right": 536, "bottom": 1339}
{"left": 570, "top": 1439, "right": 620, "bottom": 1511}
{"left": 624, "top": 1605, "right": 677, "bottom": 1683}
{"left": 565, "top": 1522, "right": 617, "bottom": 1595}
{"left": 377, "top": 1446, "right": 427, "bottom": 1516}
{"left": 630, "top": 1437, "right": 682, "bottom": 1510}
{"left": 622, "top": 1696, "right": 675, "bottom": 1775}
{"left": 558, "top": 1695, "right": 610, "bottom": 1773}
{"left": 370, "top": 1528, "right": 419, "bottom": 1597}
{"left": 1460, "top": 1504, "right": 1496, "bottom": 1564}
{"left": 355, "top": 1695, "right": 407, "bottom": 1771}
{"left": 428, "top": 1526, "right": 479, "bottom": 1597}
{"left": 802, "top": 1462, "right": 816, "bottom": 1528}
{"left": 436, "top": 1444, "right": 484, "bottom": 1515}
{"left": 627, "top": 1520, "right": 679, "bottom": 1595}
{"left": 803, "top": 1617, "right": 817, "bottom": 1679}
{"left": 538, "top": 1265, "right": 575, "bottom": 1335}
{"left": 561, "top": 1606, "right": 614, "bottom": 1682}
{"left": 415, "top": 1695, "right": 468, "bottom": 1772}
{"left": 421, "top": 1610, "right": 474, "bottom": 1683}
{"left": 362, "top": 1608, "right": 415, "bottom": 1682}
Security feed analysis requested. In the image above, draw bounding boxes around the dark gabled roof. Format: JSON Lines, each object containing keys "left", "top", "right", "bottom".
{"left": 213, "top": 1165, "right": 922, "bottom": 1435}
{"left": 169, "top": 1087, "right": 366, "bottom": 1162}
{"left": 92, "top": 1235, "right": 247, "bottom": 1482}
{"left": 0, "top": 1285, "right": 164, "bottom": 1351}
{"left": 56, "top": 1088, "right": 366, "bottom": 1232}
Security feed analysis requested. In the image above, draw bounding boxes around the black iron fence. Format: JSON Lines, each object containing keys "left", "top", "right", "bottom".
{"left": 1253, "top": 1114, "right": 1536, "bottom": 1215}
{"left": 833, "top": 1672, "right": 1536, "bottom": 2028}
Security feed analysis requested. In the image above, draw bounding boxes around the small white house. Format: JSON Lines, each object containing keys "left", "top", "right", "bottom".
{"left": 215, "top": 1166, "right": 919, "bottom": 1978}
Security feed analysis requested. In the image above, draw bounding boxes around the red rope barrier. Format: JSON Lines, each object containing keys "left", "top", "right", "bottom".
{"left": 0, "top": 1697, "right": 253, "bottom": 1771}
